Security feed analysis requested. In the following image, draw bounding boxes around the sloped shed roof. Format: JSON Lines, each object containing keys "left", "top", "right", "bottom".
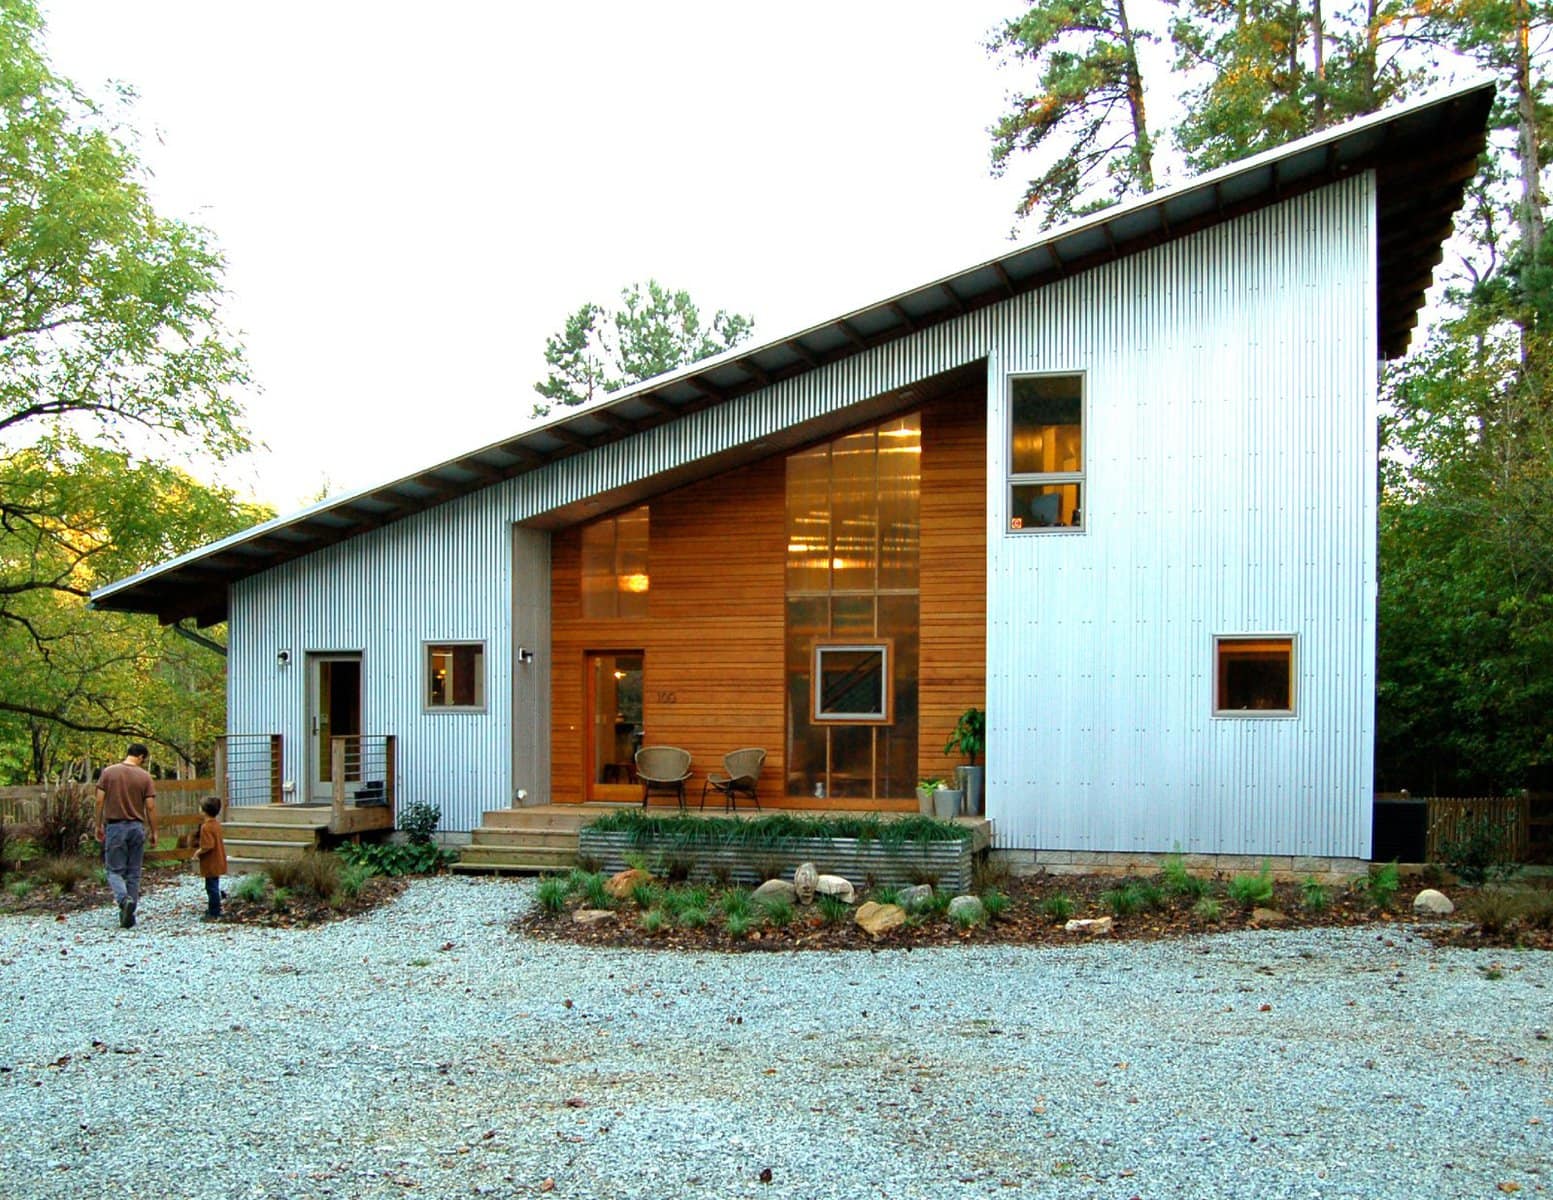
{"left": 93, "top": 81, "right": 1494, "bottom": 627}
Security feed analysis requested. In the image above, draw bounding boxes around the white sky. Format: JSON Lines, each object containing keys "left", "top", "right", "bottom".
{"left": 41, "top": 1, "right": 1038, "bottom": 513}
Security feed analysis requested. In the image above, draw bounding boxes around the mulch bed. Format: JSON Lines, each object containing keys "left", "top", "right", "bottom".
{"left": 515, "top": 872, "right": 1519, "bottom": 952}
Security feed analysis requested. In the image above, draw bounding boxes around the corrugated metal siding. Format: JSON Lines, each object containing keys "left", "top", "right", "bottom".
{"left": 985, "top": 176, "right": 1376, "bottom": 858}
{"left": 230, "top": 176, "right": 1375, "bottom": 849}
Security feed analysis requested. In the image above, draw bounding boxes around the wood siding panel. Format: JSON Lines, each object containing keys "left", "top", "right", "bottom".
{"left": 919, "top": 382, "right": 988, "bottom": 783}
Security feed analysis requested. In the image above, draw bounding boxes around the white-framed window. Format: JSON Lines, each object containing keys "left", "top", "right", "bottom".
{"left": 1008, "top": 372, "right": 1084, "bottom": 532}
{"left": 1214, "top": 635, "right": 1296, "bottom": 716}
{"left": 425, "top": 641, "right": 486, "bottom": 711}
{"left": 811, "top": 640, "right": 893, "bottom": 724}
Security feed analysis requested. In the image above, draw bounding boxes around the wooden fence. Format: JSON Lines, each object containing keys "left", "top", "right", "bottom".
{"left": 1424, "top": 796, "right": 1531, "bottom": 862}
{"left": 0, "top": 779, "right": 215, "bottom": 826}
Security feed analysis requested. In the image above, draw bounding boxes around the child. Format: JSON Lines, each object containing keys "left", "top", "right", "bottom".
{"left": 194, "top": 798, "right": 228, "bottom": 921}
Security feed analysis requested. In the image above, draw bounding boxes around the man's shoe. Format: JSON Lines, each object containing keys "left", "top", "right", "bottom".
{"left": 118, "top": 899, "right": 133, "bottom": 929}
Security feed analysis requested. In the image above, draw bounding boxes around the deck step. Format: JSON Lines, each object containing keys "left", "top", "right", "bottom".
{"left": 456, "top": 844, "right": 577, "bottom": 870}
{"left": 470, "top": 827, "right": 580, "bottom": 849}
{"left": 222, "top": 823, "right": 318, "bottom": 843}
{"left": 224, "top": 805, "right": 332, "bottom": 829}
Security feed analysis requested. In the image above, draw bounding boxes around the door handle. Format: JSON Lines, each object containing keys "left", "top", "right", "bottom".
{"left": 312, "top": 716, "right": 319, "bottom": 737}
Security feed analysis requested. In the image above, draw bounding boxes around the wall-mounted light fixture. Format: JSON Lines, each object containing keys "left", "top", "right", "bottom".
{"left": 276, "top": 649, "right": 292, "bottom": 668}
{"left": 517, "top": 647, "right": 534, "bottom": 664}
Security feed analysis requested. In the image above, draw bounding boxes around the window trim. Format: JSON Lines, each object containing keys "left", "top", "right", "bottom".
{"left": 1213, "top": 634, "right": 1297, "bottom": 718}
{"left": 423, "top": 640, "right": 488, "bottom": 714}
{"left": 810, "top": 639, "right": 894, "bottom": 725}
{"left": 1006, "top": 370, "right": 1086, "bottom": 535}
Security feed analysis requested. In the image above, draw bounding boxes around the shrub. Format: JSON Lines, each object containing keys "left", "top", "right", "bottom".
{"left": 1135, "top": 883, "right": 1165, "bottom": 910}
{"left": 536, "top": 876, "right": 570, "bottom": 914}
{"left": 951, "top": 903, "right": 982, "bottom": 930}
{"left": 1439, "top": 817, "right": 1520, "bottom": 886}
{"left": 338, "top": 862, "right": 375, "bottom": 900}
{"left": 927, "top": 888, "right": 953, "bottom": 916}
{"left": 663, "top": 854, "right": 697, "bottom": 884}
{"left": 231, "top": 874, "right": 268, "bottom": 902}
{"left": 268, "top": 851, "right": 342, "bottom": 900}
{"left": 1102, "top": 883, "right": 1154, "bottom": 916}
{"left": 761, "top": 897, "right": 795, "bottom": 927}
{"left": 682, "top": 885, "right": 711, "bottom": 912}
{"left": 818, "top": 894, "right": 850, "bottom": 924}
{"left": 1161, "top": 853, "right": 1208, "bottom": 900}
{"left": 639, "top": 908, "right": 666, "bottom": 934}
{"left": 0, "top": 815, "right": 10, "bottom": 880}
{"left": 575, "top": 852, "right": 603, "bottom": 874}
{"left": 754, "top": 856, "right": 787, "bottom": 884}
{"left": 709, "top": 863, "right": 734, "bottom": 888}
{"left": 971, "top": 853, "right": 1011, "bottom": 891}
{"left": 1467, "top": 887, "right": 1526, "bottom": 937}
{"left": 580, "top": 872, "right": 611, "bottom": 909}
{"left": 397, "top": 802, "right": 442, "bottom": 845}
{"left": 719, "top": 889, "right": 754, "bottom": 920}
{"left": 1194, "top": 896, "right": 1223, "bottom": 921}
{"left": 677, "top": 905, "right": 709, "bottom": 929}
{"left": 270, "top": 886, "right": 293, "bottom": 912}
{"left": 873, "top": 886, "right": 902, "bottom": 907}
{"left": 336, "top": 838, "right": 451, "bottom": 877}
{"left": 37, "top": 783, "right": 94, "bottom": 858}
{"left": 39, "top": 855, "right": 92, "bottom": 894}
{"left": 1359, "top": 861, "right": 1400, "bottom": 911}
{"left": 724, "top": 911, "right": 751, "bottom": 938}
{"left": 1227, "top": 862, "right": 1275, "bottom": 909}
{"left": 1041, "top": 893, "right": 1074, "bottom": 922}
{"left": 631, "top": 882, "right": 663, "bottom": 910}
{"left": 1300, "top": 876, "right": 1329, "bottom": 912}
{"left": 981, "top": 888, "right": 1008, "bottom": 921}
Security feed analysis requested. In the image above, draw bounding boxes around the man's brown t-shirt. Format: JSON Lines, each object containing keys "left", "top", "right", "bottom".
{"left": 98, "top": 762, "right": 156, "bottom": 823}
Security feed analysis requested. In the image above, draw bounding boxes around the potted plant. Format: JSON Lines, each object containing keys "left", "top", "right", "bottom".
{"left": 944, "top": 707, "right": 985, "bottom": 816}
{"left": 915, "top": 777, "right": 944, "bottom": 817}
{"left": 932, "top": 779, "right": 963, "bottom": 820}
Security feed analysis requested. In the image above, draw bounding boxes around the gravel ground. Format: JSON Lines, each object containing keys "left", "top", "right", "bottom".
{"left": 1, "top": 875, "right": 1549, "bottom": 1200}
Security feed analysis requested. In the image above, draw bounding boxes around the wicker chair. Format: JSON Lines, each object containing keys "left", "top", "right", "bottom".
{"left": 700, "top": 748, "right": 766, "bottom": 812}
{"left": 634, "top": 745, "right": 693, "bottom": 810}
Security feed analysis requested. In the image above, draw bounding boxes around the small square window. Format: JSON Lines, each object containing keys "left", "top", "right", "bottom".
{"left": 427, "top": 642, "right": 485, "bottom": 711}
{"left": 1008, "top": 374, "right": 1083, "bottom": 532}
{"left": 812, "top": 641, "right": 892, "bottom": 723}
{"left": 1215, "top": 637, "right": 1294, "bottom": 715}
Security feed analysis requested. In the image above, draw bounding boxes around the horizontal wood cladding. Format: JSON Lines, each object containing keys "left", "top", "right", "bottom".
{"left": 550, "top": 390, "right": 987, "bottom": 808}
{"left": 550, "top": 458, "right": 787, "bottom": 805}
{"left": 919, "top": 383, "right": 989, "bottom": 783}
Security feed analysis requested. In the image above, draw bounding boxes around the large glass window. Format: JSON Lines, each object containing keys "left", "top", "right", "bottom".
{"left": 1215, "top": 636, "right": 1295, "bottom": 715}
{"left": 426, "top": 642, "right": 485, "bottom": 710}
{"left": 785, "top": 414, "right": 919, "bottom": 800}
{"left": 581, "top": 505, "right": 649, "bottom": 618}
{"left": 1009, "top": 374, "right": 1083, "bottom": 531}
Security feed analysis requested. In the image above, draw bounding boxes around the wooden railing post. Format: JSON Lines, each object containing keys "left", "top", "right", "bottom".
{"left": 269, "top": 734, "right": 284, "bottom": 805}
{"left": 385, "top": 735, "right": 397, "bottom": 827}
{"left": 214, "top": 738, "right": 229, "bottom": 819}
{"left": 331, "top": 737, "right": 346, "bottom": 826}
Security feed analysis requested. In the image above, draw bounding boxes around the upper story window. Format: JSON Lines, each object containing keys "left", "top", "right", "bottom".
{"left": 427, "top": 642, "right": 485, "bottom": 711}
{"left": 1009, "top": 373, "right": 1083, "bottom": 532}
{"left": 1215, "top": 636, "right": 1296, "bottom": 715}
{"left": 581, "top": 505, "right": 649, "bottom": 619}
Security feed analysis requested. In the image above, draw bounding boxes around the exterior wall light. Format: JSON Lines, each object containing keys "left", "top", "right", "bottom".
{"left": 276, "top": 649, "right": 291, "bottom": 667}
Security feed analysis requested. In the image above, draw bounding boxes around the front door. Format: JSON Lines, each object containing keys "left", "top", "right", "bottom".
{"left": 308, "top": 653, "right": 362, "bottom": 804}
{"left": 585, "top": 651, "right": 643, "bottom": 802}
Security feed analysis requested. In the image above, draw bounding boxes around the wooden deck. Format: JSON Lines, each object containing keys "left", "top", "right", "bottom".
{"left": 452, "top": 802, "right": 994, "bottom": 875}
{"left": 224, "top": 802, "right": 395, "bottom": 872}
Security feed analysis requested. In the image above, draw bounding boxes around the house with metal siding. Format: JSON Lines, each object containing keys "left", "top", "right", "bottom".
{"left": 92, "top": 85, "right": 1492, "bottom": 866}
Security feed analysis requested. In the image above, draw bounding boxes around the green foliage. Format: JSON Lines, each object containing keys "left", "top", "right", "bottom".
{"left": 1439, "top": 817, "right": 1522, "bottom": 886}
{"left": 817, "top": 894, "right": 851, "bottom": 924}
{"left": 873, "top": 885, "right": 902, "bottom": 907}
{"left": 8, "top": 877, "right": 35, "bottom": 898}
{"left": 987, "top": 0, "right": 1158, "bottom": 225}
{"left": 981, "top": 888, "right": 1009, "bottom": 921}
{"left": 1193, "top": 896, "right": 1223, "bottom": 922}
{"left": 38, "top": 854, "right": 90, "bottom": 893}
{"left": 266, "top": 850, "right": 342, "bottom": 901}
{"left": 1102, "top": 883, "right": 1146, "bottom": 916}
{"left": 397, "top": 803, "right": 441, "bottom": 845}
{"left": 231, "top": 873, "right": 268, "bottom": 903}
{"left": 336, "top": 838, "right": 452, "bottom": 878}
{"left": 943, "top": 707, "right": 986, "bottom": 766}
{"left": 580, "top": 871, "right": 611, "bottom": 909}
{"left": 951, "top": 902, "right": 984, "bottom": 930}
{"left": 1358, "top": 861, "right": 1401, "bottom": 911}
{"left": 1227, "top": 862, "right": 1275, "bottom": 909}
{"left": 760, "top": 896, "right": 795, "bottom": 927}
{"left": 718, "top": 889, "right": 754, "bottom": 920}
{"left": 337, "top": 862, "right": 375, "bottom": 901}
{"left": 582, "top": 809, "right": 972, "bottom": 850}
{"left": 1161, "top": 851, "right": 1208, "bottom": 900}
{"left": 533, "top": 280, "right": 754, "bottom": 414}
{"left": 677, "top": 905, "right": 709, "bottom": 930}
{"left": 724, "top": 911, "right": 752, "bottom": 939}
{"left": 536, "top": 876, "right": 570, "bottom": 915}
{"left": 1041, "top": 892, "right": 1074, "bottom": 921}
{"left": 1300, "top": 876, "right": 1330, "bottom": 912}
{"left": 639, "top": 908, "right": 666, "bottom": 934}
{"left": 630, "top": 881, "right": 663, "bottom": 910}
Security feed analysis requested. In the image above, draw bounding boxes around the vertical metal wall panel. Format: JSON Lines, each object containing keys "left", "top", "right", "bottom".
{"left": 985, "top": 176, "right": 1377, "bottom": 858}
{"left": 229, "top": 176, "right": 1376, "bottom": 851}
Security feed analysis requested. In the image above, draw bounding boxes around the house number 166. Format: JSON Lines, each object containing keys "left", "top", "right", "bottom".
{"left": 657, "top": 690, "right": 678, "bottom": 704}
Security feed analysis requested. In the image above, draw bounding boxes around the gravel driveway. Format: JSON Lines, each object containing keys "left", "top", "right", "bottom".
{"left": 2, "top": 875, "right": 1548, "bottom": 1199}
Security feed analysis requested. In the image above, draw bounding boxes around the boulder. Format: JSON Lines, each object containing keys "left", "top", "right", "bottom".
{"left": 1250, "top": 907, "right": 1290, "bottom": 926}
{"left": 815, "top": 874, "right": 856, "bottom": 904}
{"left": 752, "top": 878, "right": 798, "bottom": 906}
{"left": 792, "top": 862, "right": 818, "bottom": 904}
{"left": 1412, "top": 888, "right": 1455, "bottom": 916}
{"left": 855, "top": 901, "right": 907, "bottom": 937}
{"left": 603, "top": 868, "right": 654, "bottom": 900}
{"left": 947, "top": 895, "right": 986, "bottom": 925}
{"left": 1063, "top": 916, "right": 1114, "bottom": 935}
{"left": 572, "top": 909, "right": 617, "bottom": 926}
{"left": 898, "top": 884, "right": 935, "bottom": 913}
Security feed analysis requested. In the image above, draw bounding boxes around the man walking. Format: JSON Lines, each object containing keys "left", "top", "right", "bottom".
{"left": 94, "top": 744, "right": 159, "bottom": 929}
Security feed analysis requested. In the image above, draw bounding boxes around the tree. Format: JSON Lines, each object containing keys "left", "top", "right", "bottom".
{"left": 0, "top": 1, "right": 255, "bottom": 778}
{"left": 532, "top": 280, "right": 754, "bottom": 415}
{"left": 987, "top": 0, "right": 1160, "bottom": 226}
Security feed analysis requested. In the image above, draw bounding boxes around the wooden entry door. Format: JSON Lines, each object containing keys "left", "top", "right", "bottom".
{"left": 585, "top": 651, "right": 643, "bottom": 802}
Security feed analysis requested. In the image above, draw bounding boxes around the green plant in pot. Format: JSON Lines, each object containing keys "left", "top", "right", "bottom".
{"left": 915, "top": 777, "right": 944, "bottom": 816}
{"left": 944, "top": 707, "right": 985, "bottom": 816}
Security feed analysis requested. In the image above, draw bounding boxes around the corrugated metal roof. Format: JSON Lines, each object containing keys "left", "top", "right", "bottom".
{"left": 91, "top": 81, "right": 1494, "bottom": 627}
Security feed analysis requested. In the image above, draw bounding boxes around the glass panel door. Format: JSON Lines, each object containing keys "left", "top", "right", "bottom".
{"left": 585, "top": 651, "right": 644, "bottom": 802}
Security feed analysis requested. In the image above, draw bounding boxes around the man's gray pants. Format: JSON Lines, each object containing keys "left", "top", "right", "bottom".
{"left": 103, "top": 822, "right": 146, "bottom": 907}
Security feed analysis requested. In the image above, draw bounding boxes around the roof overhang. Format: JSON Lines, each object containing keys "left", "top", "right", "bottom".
{"left": 92, "top": 81, "right": 1494, "bottom": 627}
